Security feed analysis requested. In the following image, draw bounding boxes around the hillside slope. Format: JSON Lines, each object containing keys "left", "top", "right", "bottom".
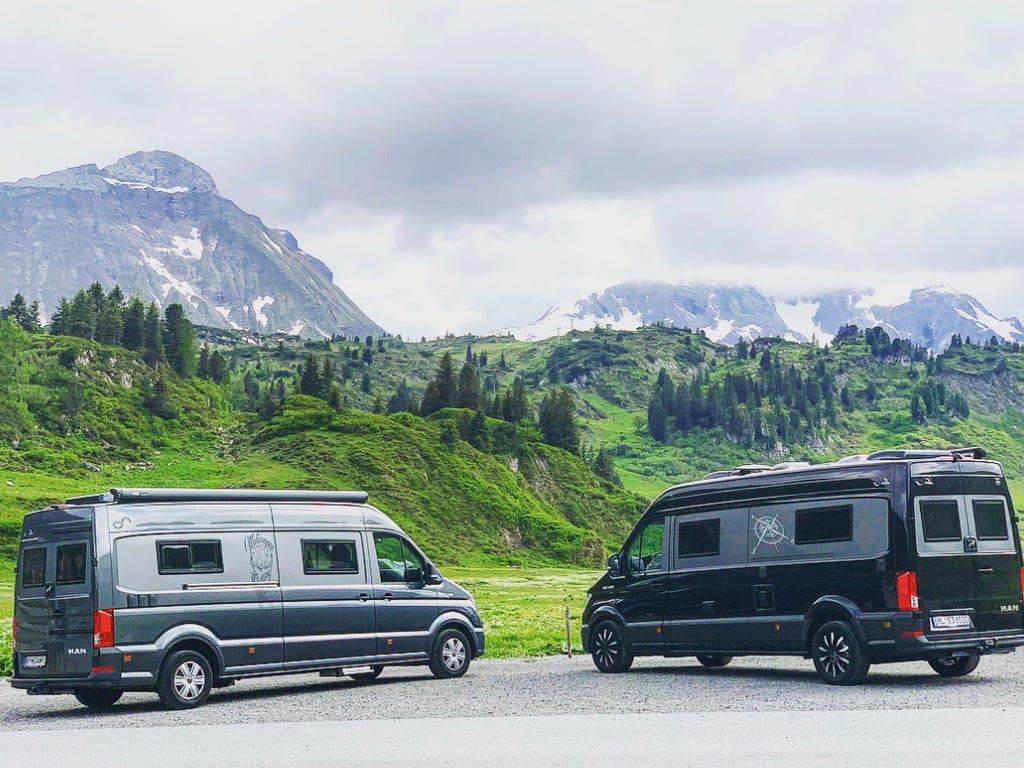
{"left": 0, "top": 320, "right": 642, "bottom": 570}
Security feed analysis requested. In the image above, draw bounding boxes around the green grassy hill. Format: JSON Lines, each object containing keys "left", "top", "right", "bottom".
{"left": 219, "top": 325, "right": 1024, "bottom": 505}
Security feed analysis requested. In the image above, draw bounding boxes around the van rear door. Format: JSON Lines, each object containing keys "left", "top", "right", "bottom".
{"left": 963, "top": 462, "right": 1023, "bottom": 634}
{"left": 14, "top": 507, "right": 96, "bottom": 679}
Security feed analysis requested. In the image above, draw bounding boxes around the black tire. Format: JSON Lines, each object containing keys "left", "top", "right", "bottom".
{"left": 811, "top": 620, "right": 870, "bottom": 686}
{"left": 349, "top": 665, "right": 384, "bottom": 682}
{"left": 590, "top": 620, "right": 634, "bottom": 673}
{"left": 73, "top": 688, "right": 123, "bottom": 709}
{"left": 696, "top": 654, "right": 733, "bottom": 668}
{"left": 429, "top": 629, "right": 471, "bottom": 679}
{"left": 928, "top": 653, "right": 981, "bottom": 677}
{"left": 157, "top": 650, "right": 214, "bottom": 709}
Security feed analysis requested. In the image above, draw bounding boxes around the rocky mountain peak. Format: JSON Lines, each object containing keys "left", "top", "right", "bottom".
{"left": 101, "top": 150, "right": 217, "bottom": 194}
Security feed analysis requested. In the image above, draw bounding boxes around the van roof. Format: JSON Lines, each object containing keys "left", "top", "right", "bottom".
{"left": 63, "top": 488, "right": 370, "bottom": 506}
{"left": 652, "top": 447, "right": 997, "bottom": 506}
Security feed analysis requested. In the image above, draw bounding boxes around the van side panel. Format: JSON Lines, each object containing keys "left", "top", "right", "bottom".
{"left": 109, "top": 503, "right": 284, "bottom": 678}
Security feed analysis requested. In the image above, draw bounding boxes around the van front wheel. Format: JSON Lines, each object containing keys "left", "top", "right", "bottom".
{"left": 591, "top": 621, "right": 633, "bottom": 673}
{"left": 429, "top": 629, "right": 471, "bottom": 679}
{"left": 928, "top": 653, "right": 980, "bottom": 677}
{"left": 158, "top": 650, "right": 214, "bottom": 709}
{"left": 811, "top": 621, "right": 870, "bottom": 685}
{"left": 73, "top": 689, "right": 123, "bottom": 709}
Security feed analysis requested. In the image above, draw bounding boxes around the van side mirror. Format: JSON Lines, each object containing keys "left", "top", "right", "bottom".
{"left": 424, "top": 564, "right": 444, "bottom": 586}
{"left": 406, "top": 565, "right": 423, "bottom": 584}
{"left": 606, "top": 554, "right": 621, "bottom": 576}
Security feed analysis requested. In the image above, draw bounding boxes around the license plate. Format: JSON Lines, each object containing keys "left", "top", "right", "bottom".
{"left": 930, "top": 614, "right": 973, "bottom": 631}
{"left": 21, "top": 655, "right": 46, "bottom": 669}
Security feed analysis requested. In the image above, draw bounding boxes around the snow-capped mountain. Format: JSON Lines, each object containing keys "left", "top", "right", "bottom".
{"left": 496, "top": 282, "right": 1024, "bottom": 351}
{"left": 0, "top": 151, "right": 382, "bottom": 338}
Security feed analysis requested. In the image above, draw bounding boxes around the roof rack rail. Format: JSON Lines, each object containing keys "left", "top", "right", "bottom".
{"left": 865, "top": 447, "right": 987, "bottom": 462}
{"left": 771, "top": 461, "right": 812, "bottom": 471}
{"left": 835, "top": 454, "right": 869, "bottom": 464}
{"left": 65, "top": 488, "right": 370, "bottom": 505}
{"left": 702, "top": 464, "right": 773, "bottom": 481}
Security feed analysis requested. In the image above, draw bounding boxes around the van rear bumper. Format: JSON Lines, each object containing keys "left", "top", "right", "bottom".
{"left": 875, "top": 629, "right": 1024, "bottom": 660}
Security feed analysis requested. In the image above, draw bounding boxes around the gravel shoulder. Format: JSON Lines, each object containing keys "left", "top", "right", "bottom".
{"left": 4, "top": 652, "right": 1024, "bottom": 731}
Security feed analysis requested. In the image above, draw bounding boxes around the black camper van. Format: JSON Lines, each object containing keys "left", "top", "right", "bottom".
{"left": 582, "top": 448, "right": 1024, "bottom": 685}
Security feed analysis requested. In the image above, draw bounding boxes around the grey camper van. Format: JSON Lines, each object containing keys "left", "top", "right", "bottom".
{"left": 11, "top": 489, "right": 485, "bottom": 709}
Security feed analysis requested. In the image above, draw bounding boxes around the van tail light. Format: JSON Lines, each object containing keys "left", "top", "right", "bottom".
{"left": 896, "top": 571, "right": 919, "bottom": 611}
{"left": 1019, "top": 567, "right": 1024, "bottom": 598}
{"left": 92, "top": 609, "right": 114, "bottom": 648}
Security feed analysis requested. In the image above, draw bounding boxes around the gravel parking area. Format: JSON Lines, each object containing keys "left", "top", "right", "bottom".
{"left": 4, "top": 652, "right": 1024, "bottom": 731}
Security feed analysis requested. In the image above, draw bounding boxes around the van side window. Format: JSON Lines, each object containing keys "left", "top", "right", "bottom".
{"left": 21, "top": 547, "right": 46, "bottom": 587}
{"left": 919, "top": 500, "right": 962, "bottom": 542}
{"left": 56, "top": 543, "right": 87, "bottom": 584}
{"left": 303, "top": 540, "right": 359, "bottom": 574}
{"left": 677, "top": 519, "right": 720, "bottom": 558}
{"left": 157, "top": 540, "right": 224, "bottom": 574}
{"left": 972, "top": 500, "right": 1009, "bottom": 541}
{"left": 795, "top": 505, "right": 852, "bottom": 545}
{"left": 374, "top": 533, "right": 425, "bottom": 583}
{"left": 627, "top": 520, "right": 664, "bottom": 574}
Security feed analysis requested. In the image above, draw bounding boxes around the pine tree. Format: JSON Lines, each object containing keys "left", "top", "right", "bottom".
{"left": 143, "top": 303, "right": 165, "bottom": 366}
{"left": 49, "top": 297, "right": 70, "bottom": 335}
{"left": 499, "top": 351, "right": 508, "bottom": 370}
{"left": 538, "top": 388, "right": 579, "bottom": 453}
{"left": 360, "top": 371, "right": 372, "bottom": 393}
{"left": 647, "top": 395, "right": 668, "bottom": 442}
{"left": 387, "top": 380, "right": 415, "bottom": 414}
{"left": 122, "top": 298, "right": 145, "bottom": 350}
{"left": 207, "top": 350, "right": 228, "bottom": 383}
{"left": 95, "top": 287, "right": 125, "bottom": 345}
{"left": 592, "top": 446, "right": 619, "bottom": 485}
{"left": 456, "top": 362, "right": 481, "bottom": 409}
{"left": 66, "top": 289, "right": 97, "bottom": 339}
{"left": 162, "top": 303, "right": 197, "bottom": 377}
{"left": 197, "top": 346, "right": 210, "bottom": 379}
{"left": 910, "top": 394, "right": 925, "bottom": 423}
{"left": 5, "top": 293, "right": 33, "bottom": 332}
{"left": 467, "top": 410, "right": 488, "bottom": 449}
{"left": 299, "top": 354, "right": 322, "bottom": 396}
{"left": 508, "top": 376, "right": 528, "bottom": 422}
{"left": 420, "top": 351, "right": 458, "bottom": 415}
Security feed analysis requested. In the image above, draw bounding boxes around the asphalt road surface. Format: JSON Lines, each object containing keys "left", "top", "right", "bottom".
{"left": 3, "top": 654, "right": 1023, "bottom": 765}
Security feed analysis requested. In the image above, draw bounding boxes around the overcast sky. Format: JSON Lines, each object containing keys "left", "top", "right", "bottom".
{"left": 3, "top": 1, "right": 1024, "bottom": 336}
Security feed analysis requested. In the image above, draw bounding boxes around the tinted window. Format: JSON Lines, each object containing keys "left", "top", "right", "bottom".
{"left": 627, "top": 520, "right": 664, "bottom": 573}
{"left": 303, "top": 541, "right": 359, "bottom": 573}
{"left": 920, "top": 501, "right": 962, "bottom": 542}
{"left": 973, "top": 501, "right": 1009, "bottom": 540}
{"left": 678, "top": 519, "right": 720, "bottom": 558}
{"left": 374, "top": 533, "right": 408, "bottom": 583}
{"left": 21, "top": 547, "right": 46, "bottom": 587}
{"left": 157, "top": 541, "right": 223, "bottom": 574}
{"left": 795, "top": 506, "right": 852, "bottom": 545}
{"left": 56, "top": 543, "right": 87, "bottom": 585}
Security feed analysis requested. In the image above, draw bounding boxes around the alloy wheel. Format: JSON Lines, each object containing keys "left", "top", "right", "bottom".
{"left": 441, "top": 636, "right": 466, "bottom": 672}
{"left": 594, "top": 626, "right": 620, "bottom": 669}
{"left": 817, "top": 630, "right": 850, "bottom": 680}
{"left": 173, "top": 660, "right": 206, "bottom": 701}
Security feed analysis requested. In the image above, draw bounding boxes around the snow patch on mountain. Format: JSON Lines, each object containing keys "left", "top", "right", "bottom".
{"left": 141, "top": 251, "right": 200, "bottom": 307}
{"left": 251, "top": 295, "right": 275, "bottom": 328}
{"left": 774, "top": 299, "right": 833, "bottom": 344}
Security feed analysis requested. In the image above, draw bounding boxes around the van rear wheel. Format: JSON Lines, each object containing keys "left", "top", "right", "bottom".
{"left": 158, "top": 650, "right": 214, "bottom": 709}
{"left": 590, "top": 621, "right": 633, "bottom": 673}
{"left": 73, "top": 689, "right": 123, "bottom": 709}
{"left": 696, "top": 654, "right": 733, "bottom": 668}
{"left": 811, "top": 620, "right": 870, "bottom": 686}
{"left": 928, "top": 653, "right": 980, "bottom": 677}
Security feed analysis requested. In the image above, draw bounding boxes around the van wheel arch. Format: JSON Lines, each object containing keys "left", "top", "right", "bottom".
{"left": 433, "top": 620, "right": 475, "bottom": 657}
{"left": 162, "top": 638, "right": 222, "bottom": 683}
{"left": 803, "top": 599, "right": 864, "bottom": 658}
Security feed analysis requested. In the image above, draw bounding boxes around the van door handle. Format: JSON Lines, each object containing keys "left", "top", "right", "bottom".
{"left": 358, "top": 593, "right": 370, "bottom": 602}
{"left": 976, "top": 568, "right": 995, "bottom": 574}
{"left": 382, "top": 592, "right": 395, "bottom": 601}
